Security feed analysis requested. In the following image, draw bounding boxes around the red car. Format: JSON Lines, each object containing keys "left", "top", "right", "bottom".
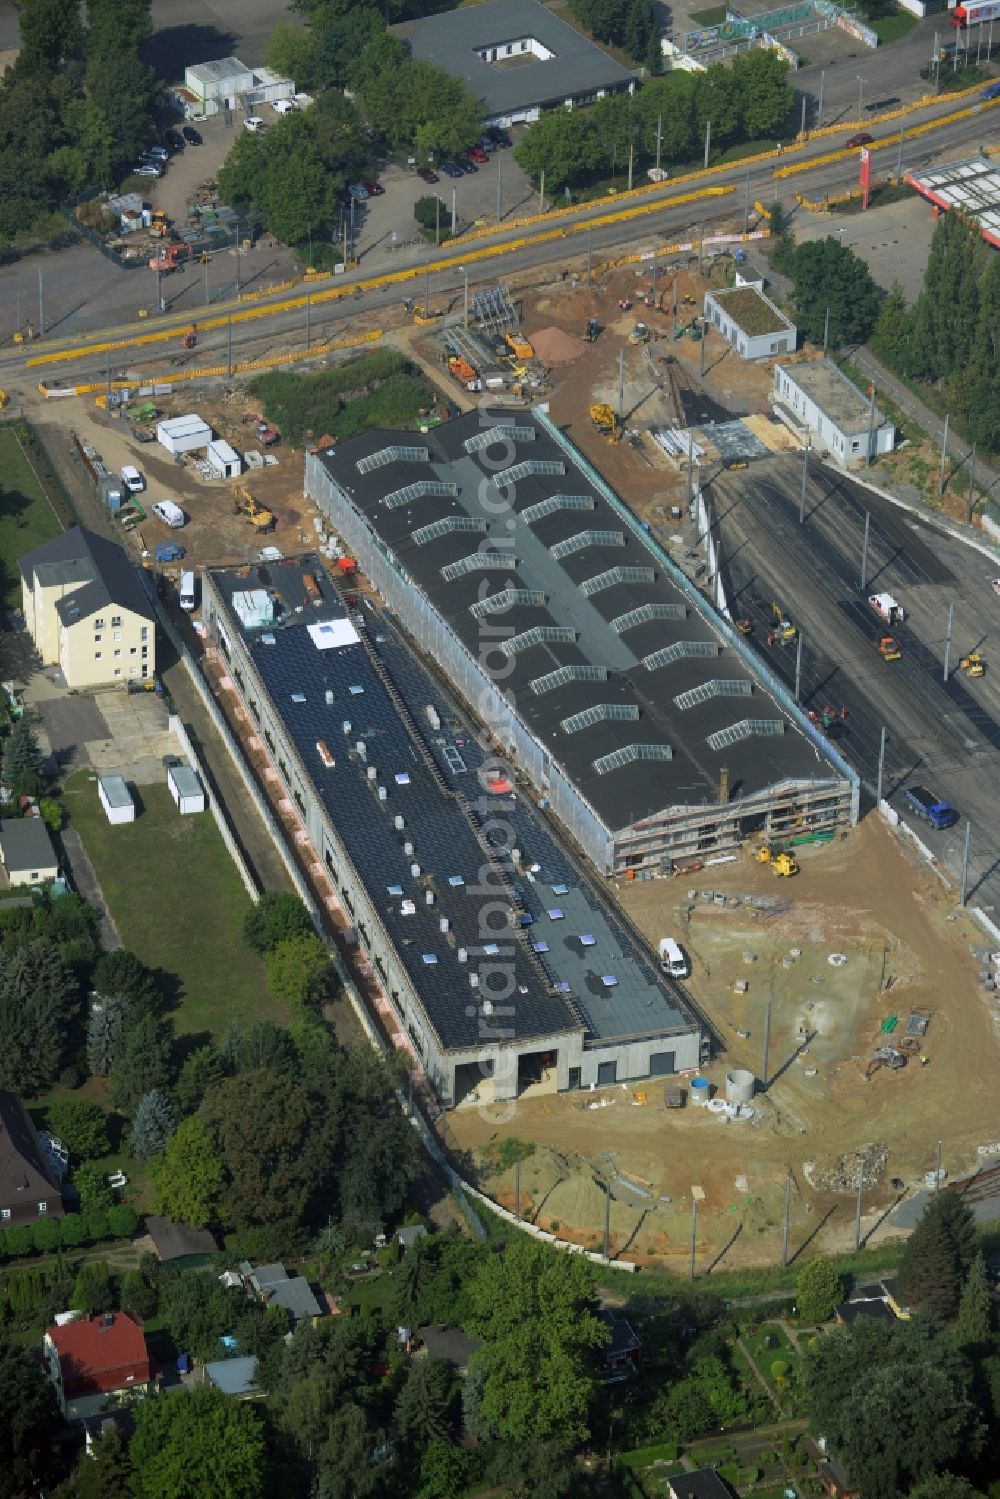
{"left": 846, "top": 132, "right": 873, "bottom": 148}
{"left": 466, "top": 145, "right": 488, "bottom": 165}
{"left": 362, "top": 180, "right": 384, "bottom": 196}
{"left": 417, "top": 166, "right": 439, "bottom": 184}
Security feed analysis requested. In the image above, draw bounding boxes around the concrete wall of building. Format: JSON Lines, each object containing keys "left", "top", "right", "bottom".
{"left": 774, "top": 367, "right": 895, "bottom": 467}
{"left": 23, "top": 578, "right": 86, "bottom": 667}
{"left": 705, "top": 291, "right": 795, "bottom": 361}
{"left": 57, "top": 604, "right": 153, "bottom": 689}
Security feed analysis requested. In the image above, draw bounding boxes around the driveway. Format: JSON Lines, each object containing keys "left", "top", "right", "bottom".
{"left": 35, "top": 696, "right": 110, "bottom": 776}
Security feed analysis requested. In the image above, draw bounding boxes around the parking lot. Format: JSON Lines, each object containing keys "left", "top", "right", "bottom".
{"left": 710, "top": 456, "right": 1000, "bottom": 912}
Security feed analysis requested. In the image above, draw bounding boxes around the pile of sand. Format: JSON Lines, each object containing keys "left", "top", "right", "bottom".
{"left": 528, "top": 325, "right": 588, "bottom": 364}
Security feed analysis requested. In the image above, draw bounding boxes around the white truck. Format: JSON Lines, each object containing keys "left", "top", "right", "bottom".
{"left": 869, "top": 592, "right": 904, "bottom": 626}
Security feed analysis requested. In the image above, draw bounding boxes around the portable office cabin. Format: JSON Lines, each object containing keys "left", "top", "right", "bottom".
{"left": 167, "top": 763, "right": 206, "bottom": 814}
{"left": 205, "top": 439, "right": 241, "bottom": 479}
{"left": 157, "top": 415, "right": 212, "bottom": 457}
{"left": 97, "top": 774, "right": 135, "bottom": 825}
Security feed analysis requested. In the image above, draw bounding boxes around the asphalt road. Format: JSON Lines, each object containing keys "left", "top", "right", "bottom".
{"left": 710, "top": 457, "right": 1000, "bottom": 915}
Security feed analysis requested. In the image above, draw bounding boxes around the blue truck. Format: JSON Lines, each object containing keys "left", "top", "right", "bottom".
{"left": 904, "top": 785, "right": 958, "bottom": 829}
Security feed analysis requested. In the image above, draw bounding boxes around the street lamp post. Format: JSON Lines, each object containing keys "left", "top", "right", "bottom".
{"left": 856, "top": 74, "right": 864, "bottom": 122}
{"left": 460, "top": 267, "right": 469, "bottom": 327}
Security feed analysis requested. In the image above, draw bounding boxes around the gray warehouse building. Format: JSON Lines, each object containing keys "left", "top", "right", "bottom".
{"left": 201, "top": 555, "right": 708, "bottom": 1106}
{"left": 305, "top": 410, "right": 857, "bottom": 877}
{"left": 392, "top": 0, "right": 635, "bottom": 125}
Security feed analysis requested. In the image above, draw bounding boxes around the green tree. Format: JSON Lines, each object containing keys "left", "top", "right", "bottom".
{"left": 243, "top": 891, "right": 314, "bottom": 953}
{"left": 395, "top": 1356, "right": 452, "bottom": 1447}
{"left": 87, "top": 995, "right": 127, "bottom": 1078}
{"left": 513, "top": 107, "right": 599, "bottom": 191}
{"left": 38, "top": 797, "right": 63, "bottom": 831}
{"left": 796, "top": 1258, "right": 845, "bottom": 1324}
{"left": 623, "top": 0, "right": 657, "bottom": 62}
{"left": 93, "top": 948, "right": 158, "bottom": 1009}
{"left": 151, "top": 1115, "right": 224, "bottom": 1229}
{"left": 130, "top": 1384, "right": 266, "bottom": 1499}
{"left": 2, "top": 718, "right": 43, "bottom": 796}
{"left": 264, "top": 931, "right": 332, "bottom": 1009}
{"left": 202, "top": 1067, "right": 314, "bottom": 1230}
{"left": 19, "top": 0, "right": 82, "bottom": 67}
{"left": 732, "top": 49, "right": 793, "bottom": 139}
{"left": 908, "top": 1476, "right": 985, "bottom": 1499}
{"left": 899, "top": 1193, "right": 978, "bottom": 1319}
{"left": 129, "top": 1088, "right": 176, "bottom": 1159}
{"left": 417, "top": 1438, "right": 471, "bottom": 1499}
{"left": 109, "top": 1010, "right": 172, "bottom": 1113}
{"left": 0, "top": 940, "right": 81, "bottom": 1093}
{"left": 468, "top": 1238, "right": 607, "bottom": 1444}
{"left": 174, "top": 1044, "right": 224, "bottom": 1114}
{"left": 71, "top": 1425, "right": 134, "bottom": 1499}
{"left": 784, "top": 236, "right": 881, "bottom": 345}
{"left": 0, "top": 1326, "right": 59, "bottom": 1495}
{"left": 70, "top": 1161, "right": 113, "bottom": 1212}
{"left": 265, "top": 19, "right": 318, "bottom": 89}
{"left": 316, "top": 1401, "right": 379, "bottom": 1499}
{"left": 71, "top": 1258, "right": 113, "bottom": 1315}
{"left": 29, "top": 1216, "right": 61, "bottom": 1253}
{"left": 120, "top": 1266, "right": 158, "bottom": 1320}
{"left": 954, "top": 1252, "right": 992, "bottom": 1350}
{"left": 837, "top": 1361, "right": 982, "bottom": 1499}
{"left": 695, "top": 62, "right": 743, "bottom": 145}
{"left": 871, "top": 281, "right": 912, "bottom": 369}
{"left": 221, "top": 1017, "right": 294, "bottom": 1076}
{"left": 395, "top": 1238, "right": 432, "bottom": 1325}
{"left": 46, "top": 1098, "right": 110, "bottom": 1159}
{"left": 664, "top": 1377, "right": 716, "bottom": 1439}
{"left": 635, "top": 72, "right": 698, "bottom": 164}
{"left": 158, "top": 1272, "right": 246, "bottom": 1362}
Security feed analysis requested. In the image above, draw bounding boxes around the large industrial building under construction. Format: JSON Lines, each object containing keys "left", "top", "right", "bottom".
{"left": 305, "top": 409, "right": 857, "bottom": 876}
{"left": 201, "top": 555, "right": 710, "bottom": 1105}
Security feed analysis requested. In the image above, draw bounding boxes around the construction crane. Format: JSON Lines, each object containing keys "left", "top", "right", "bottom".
{"left": 767, "top": 602, "right": 797, "bottom": 646}
{"left": 960, "top": 650, "right": 985, "bottom": 678}
{"left": 589, "top": 404, "right": 619, "bottom": 444}
{"left": 233, "top": 484, "right": 275, "bottom": 533}
{"left": 878, "top": 635, "right": 902, "bottom": 662}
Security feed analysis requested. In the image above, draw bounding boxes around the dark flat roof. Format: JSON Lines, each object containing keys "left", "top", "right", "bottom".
{"left": 210, "top": 556, "right": 697, "bottom": 1051}
{"left": 671, "top": 1469, "right": 738, "bottom": 1499}
{"left": 393, "top": 0, "right": 634, "bottom": 116}
{"left": 316, "top": 411, "right": 831, "bottom": 836}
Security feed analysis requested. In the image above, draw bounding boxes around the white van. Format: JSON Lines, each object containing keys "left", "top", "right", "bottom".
{"left": 658, "top": 937, "right": 689, "bottom": 979}
{"left": 179, "top": 570, "right": 196, "bottom": 612}
{"left": 243, "top": 116, "right": 265, "bottom": 133}
{"left": 152, "top": 500, "right": 185, "bottom": 528}
{"left": 121, "top": 465, "right": 144, "bottom": 493}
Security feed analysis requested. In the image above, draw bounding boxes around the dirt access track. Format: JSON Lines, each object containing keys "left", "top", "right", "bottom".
{"left": 446, "top": 817, "right": 1000, "bottom": 1270}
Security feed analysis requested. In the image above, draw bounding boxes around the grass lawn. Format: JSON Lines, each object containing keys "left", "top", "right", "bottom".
{"left": 689, "top": 5, "right": 728, "bottom": 22}
{"left": 0, "top": 425, "right": 62, "bottom": 608}
{"left": 62, "top": 773, "right": 288, "bottom": 1043}
{"left": 873, "top": 10, "right": 919, "bottom": 41}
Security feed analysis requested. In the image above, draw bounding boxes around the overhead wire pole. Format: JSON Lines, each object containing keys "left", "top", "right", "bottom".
{"left": 618, "top": 346, "right": 625, "bottom": 427}
{"left": 896, "top": 126, "right": 905, "bottom": 183}
{"left": 603, "top": 1182, "right": 611, "bottom": 1259}
{"left": 967, "top": 442, "right": 977, "bottom": 519}
{"left": 818, "top": 69, "right": 825, "bottom": 128}
{"left": 587, "top": 225, "right": 593, "bottom": 287}
{"left": 822, "top": 306, "right": 830, "bottom": 356}
{"left": 306, "top": 291, "right": 311, "bottom": 351}
{"left": 876, "top": 725, "right": 886, "bottom": 808}
{"left": 938, "top": 412, "right": 950, "bottom": 493}
{"left": 227, "top": 313, "right": 232, "bottom": 377}
{"left": 960, "top": 819, "right": 973, "bottom": 906}
{"left": 854, "top": 1161, "right": 865, "bottom": 1252}
{"left": 743, "top": 169, "right": 751, "bottom": 234}
{"left": 538, "top": 169, "right": 545, "bottom": 216}
{"left": 689, "top": 1200, "right": 697, "bottom": 1281}
{"left": 794, "top": 632, "right": 803, "bottom": 703}
{"left": 943, "top": 601, "right": 954, "bottom": 683}
{"left": 799, "top": 438, "right": 808, "bottom": 523}
{"left": 38, "top": 267, "right": 44, "bottom": 337}
{"left": 704, "top": 119, "right": 712, "bottom": 169}
{"left": 655, "top": 114, "right": 663, "bottom": 174}
{"left": 761, "top": 998, "right": 772, "bottom": 1090}
{"left": 496, "top": 150, "right": 502, "bottom": 224}
{"left": 860, "top": 510, "right": 870, "bottom": 590}
{"left": 935, "top": 1140, "right": 943, "bottom": 1194}
{"left": 781, "top": 1176, "right": 792, "bottom": 1267}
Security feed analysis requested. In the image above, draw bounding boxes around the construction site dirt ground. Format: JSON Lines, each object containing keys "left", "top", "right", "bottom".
{"left": 444, "top": 816, "right": 1000, "bottom": 1270}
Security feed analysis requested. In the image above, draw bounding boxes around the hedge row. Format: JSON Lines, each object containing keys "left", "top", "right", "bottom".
{"left": 0, "top": 1207, "right": 138, "bottom": 1261}
{"left": 617, "top": 1438, "right": 681, "bottom": 1469}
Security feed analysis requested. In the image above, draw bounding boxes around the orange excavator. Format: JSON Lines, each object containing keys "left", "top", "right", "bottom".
{"left": 182, "top": 323, "right": 197, "bottom": 349}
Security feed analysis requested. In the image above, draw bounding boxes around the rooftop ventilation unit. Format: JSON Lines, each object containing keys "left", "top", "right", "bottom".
{"left": 356, "top": 445, "right": 429, "bottom": 474}
{"left": 549, "top": 529, "right": 625, "bottom": 560}
{"left": 706, "top": 719, "right": 785, "bottom": 751}
{"left": 581, "top": 565, "right": 656, "bottom": 598}
{"left": 463, "top": 426, "right": 535, "bottom": 454}
{"left": 520, "top": 493, "right": 595, "bottom": 525}
{"left": 560, "top": 703, "right": 640, "bottom": 735}
{"left": 612, "top": 601, "right": 686, "bottom": 633}
{"left": 383, "top": 479, "right": 458, "bottom": 511}
{"left": 643, "top": 641, "right": 719, "bottom": 670}
{"left": 470, "top": 588, "right": 546, "bottom": 619}
{"left": 501, "top": 625, "right": 576, "bottom": 657}
{"left": 530, "top": 664, "right": 607, "bottom": 696}
{"left": 411, "top": 515, "right": 487, "bottom": 546}
{"left": 502, "top": 459, "right": 565, "bottom": 485}
{"left": 593, "top": 743, "right": 673, "bottom": 774}
{"left": 674, "top": 679, "right": 752, "bottom": 711}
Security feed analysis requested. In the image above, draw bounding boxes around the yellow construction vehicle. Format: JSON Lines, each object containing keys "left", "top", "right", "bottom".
{"left": 756, "top": 844, "right": 799, "bottom": 877}
{"left": 960, "top": 650, "right": 985, "bottom": 678}
{"left": 768, "top": 602, "right": 797, "bottom": 646}
{"left": 590, "top": 404, "right": 619, "bottom": 444}
{"left": 628, "top": 322, "right": 650, "bottom": 344}
{"left": 878, "top": 634, "right": 902, "bottom": 662}
{"left": 504, "top": 331, "right": 534, "bottom": 361}
{"left": 233, "top": 484, "right": 275, "bottom": 533}
{"left": 0, "top": 390, "right": 7, "bottom": 410}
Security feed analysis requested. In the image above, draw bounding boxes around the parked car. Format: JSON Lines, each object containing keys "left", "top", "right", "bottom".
{"left": 146, "top": 145, "right": 169, "bottom": 161}
{"left": 272, "top": 98, "right": 297, "bottom": 114}
{"left": 440, "top": 161, "right": 463, "bottom": 179}
{"left": 467, "top": 145, "right": 488, "bottom": 164}
{"left": 362, "top": 180, "right": 384, "bottom": 196}
{"left": 486, "top": 127, "right": 511, "bottom": 148}
{"left": 244, "top": 116, "right": 266, "bottom": 133}
{"left": 121, "top": 466, "right": 144, "bottom": 493}
{"left": 165, "top": 131, "right": 185, "bottom": 153}
{"left": 417, "top": 166, "right": 439, "bottom": 184}
{"left": 131, "top": 163, "right": 162, "bottom": 178}
{"left": 460, "top": 158, "right": 478, "bottom": 174}
{"left": 846, "top": 131, "right": 873, "bottom": 147}
{"left": 152, "top": 501, "right": 185, "bottom": 528}
{"left": 182, "top": 125, "right": 202, "bottom": 145}
{"left": 982, "top": 81, "right": 1000, "bottom": 100}
{"left": 349, "top": 182, "right": 369, "bottom": 202}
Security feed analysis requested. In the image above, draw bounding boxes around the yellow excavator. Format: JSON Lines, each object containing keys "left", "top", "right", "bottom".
{"left": 960, "top": 650, "right": 985, "bottom": 678}
{"left": 756, "top": 844, "right": 799, "bottom": 877}
{"left": 768, "top": 602, "right": 797, "bottom": 647}
{"left": 233, "top": 484, "right": 275, "bottom": 533}
{"left": 590, "top": 404, "right": 620, "bottom": 444}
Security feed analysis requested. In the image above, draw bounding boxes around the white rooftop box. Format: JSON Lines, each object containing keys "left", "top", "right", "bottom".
{"left": 157, "top": 414, "right": 212, "bottom": 456}
{"left": 98, "top": 774, "right": 135, "bottom": 825}
{"left": 205, "top": 439, "right": 241, "bottom": 478}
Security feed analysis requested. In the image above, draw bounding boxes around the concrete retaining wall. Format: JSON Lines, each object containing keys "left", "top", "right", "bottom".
{"left": 167, "top": 713, "right": 258, "bottom": 903}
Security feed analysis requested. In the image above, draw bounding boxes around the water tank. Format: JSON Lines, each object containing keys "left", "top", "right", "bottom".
{"left": 689, "top": 1076, "right": 712, "bottom": 1106}
{"left": 725, "top": 1068, "right": 756, "bottom": 1105}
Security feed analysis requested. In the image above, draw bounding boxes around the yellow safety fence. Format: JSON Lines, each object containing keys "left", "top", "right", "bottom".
{"left": 39, "top": 329, "right": 384, "bottom": 397}
{"left": 775, "top": 95, "right": 1000, "bottom": 180}
{"left": 795, "top": 187, "right": 865, "bottom": 213}
{"left": 795, "top": 78, "right": 994, "bottom": 145}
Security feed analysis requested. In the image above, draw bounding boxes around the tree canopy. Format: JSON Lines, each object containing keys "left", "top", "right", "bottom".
{"left": 129, "top": 1384, "right": 267, "bottom": 1499}
{"left": 777, "top": 235, "right": 882, "bottom": 346}
{"left": 899, "top": 1193, "right": 979, "bottom": 1319}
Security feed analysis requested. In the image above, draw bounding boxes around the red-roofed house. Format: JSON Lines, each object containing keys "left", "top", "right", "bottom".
{"left": 44, "top": 1312, "right": 153, "bottom": 1421}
